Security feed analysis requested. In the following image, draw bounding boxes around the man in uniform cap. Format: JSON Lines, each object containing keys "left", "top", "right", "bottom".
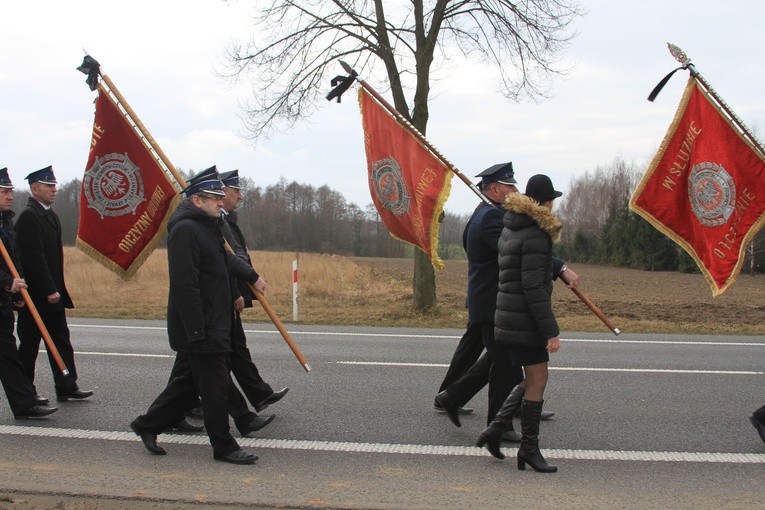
{"left": 0, "top": 168, "right": 58, "bottom": 419}
{"left": 131, "top": 166, "right": 264, "bottom": 464}
{"left": 434, "top": 163, "right": 518, "bottom": 412}
{"left": 435, "top": 163, "right": 577, "bottom": 439}
{"left": 15, "top": 166, "right": 93, "bottom": 403}
{"left": 218, "top": 169, "right": 289, "bottom": 414}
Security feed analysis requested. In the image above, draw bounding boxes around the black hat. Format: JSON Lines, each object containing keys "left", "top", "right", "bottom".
{"left": 219, "top": 170, "right": 242, "bottom": 190}
{"left": 182, "top": 166, "right": 225, "bottom": 197}
{"left": 475, "top": 162, "right": 517, "bottom": 188}
{"left": 525, "top": 174, "right": 562, "bottom": 202}
{"left": 0, "top": 168, "right": 13, "bottom": 189}
{"left": 25, "top": 166, "right": 57, "bottom": 185}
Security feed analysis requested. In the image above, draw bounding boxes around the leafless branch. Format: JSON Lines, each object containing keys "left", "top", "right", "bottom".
{"left": 221, "top": 0, "right": 585, "bottom": 139}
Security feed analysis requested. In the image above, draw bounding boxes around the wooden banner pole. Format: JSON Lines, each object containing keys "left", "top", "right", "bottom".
{"left": 0, "top": 242, "right": 69, "bottom": 375}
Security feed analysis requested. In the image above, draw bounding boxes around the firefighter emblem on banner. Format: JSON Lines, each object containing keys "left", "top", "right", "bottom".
{"left": 687, "top": 161, "right": 736, "bottom": 228}
{"left": 370, "top": 157, "right": 411, "bottom": 217}
{"left": 83, "top": 152, "right": 145, "bottom": 218}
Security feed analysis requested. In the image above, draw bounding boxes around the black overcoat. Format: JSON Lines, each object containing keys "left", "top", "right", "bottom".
{"left": 166, "top": 200, "right": 256, "bottom": 354}
{"left": 14, "top": 198, "right": 73, "bottom": 311}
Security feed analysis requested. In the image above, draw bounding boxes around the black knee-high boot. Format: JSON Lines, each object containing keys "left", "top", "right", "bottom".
{"left": 517, "top": 399, "right": 557, "bottom": 473}
{"left": 511, "top": 386, "right": 555, "bottom": 421}
{"left": 475, "top": 385, "right": 525, "bottom": 459}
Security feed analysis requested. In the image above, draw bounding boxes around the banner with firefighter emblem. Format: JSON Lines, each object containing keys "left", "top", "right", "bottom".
{"left": 630, "top": 77, "right": 765, "bottom": 295}
{"left": 359, "top": 88, "right": 452, "bottom": 269}
{"left": 76, "top": 88, "right": 181, "bottom": 280}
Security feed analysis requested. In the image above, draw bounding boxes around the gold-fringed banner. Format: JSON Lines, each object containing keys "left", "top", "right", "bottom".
{"left": 358, "top": 88, "right": 452, "bottom": 270}
{"left": 630, "top": 77, "right": 765, "bottom": 295}
{"left": 76, "top": 85, "right": 180, "bottom": 280}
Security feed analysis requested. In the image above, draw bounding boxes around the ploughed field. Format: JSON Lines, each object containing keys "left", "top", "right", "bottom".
{"left": 66, "top": 248, "right": 764, "bottom": 335}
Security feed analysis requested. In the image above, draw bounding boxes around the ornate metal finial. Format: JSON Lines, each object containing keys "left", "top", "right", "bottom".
{"left": 668, "top": 43, "right": 691, "bottom": 66}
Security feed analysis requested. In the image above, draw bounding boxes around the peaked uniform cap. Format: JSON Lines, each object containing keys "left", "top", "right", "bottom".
{"left": 182, "top": 166, "right": 226, "bottom": 197}
{"left": 0, "top": 168, "right": 13, "bottom": 189}
{"left": 475, "top": 162, "right": 517, "bottom": 187}
{"left": 25, "top": 166, "right": 57, "bottom": 185}
{"left": 219, "top": 170, "right": 242, "bottom": 189}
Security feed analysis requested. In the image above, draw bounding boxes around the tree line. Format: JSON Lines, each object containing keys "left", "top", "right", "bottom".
{"left": 14, "top": 159, "right": 764, "bottom": 275}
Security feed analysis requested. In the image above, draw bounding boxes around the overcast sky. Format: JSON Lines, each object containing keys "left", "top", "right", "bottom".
{"left": 1, "top": 0, "right": 763, "bottom": 215}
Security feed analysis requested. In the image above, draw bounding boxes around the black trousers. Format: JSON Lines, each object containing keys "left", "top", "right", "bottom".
{"left": 437, "top": 322, "right": 484, "bottom": 393}
{"left": 134, "top": 351, "right": 241, "bottom": 457}
{"left": 230, "top": 312, "right": 273, "bottom": 407}
{"left": 16, "top": 307, "right": 79, "bottom": 393}
{"left": 0, "top": 312, "right": 36, "bottom": 415}
{"left": 166, "top": 351, "right": 257, "bottom": 430}
{"left": 444, "top": 321, "right": 523, "bottom": 424}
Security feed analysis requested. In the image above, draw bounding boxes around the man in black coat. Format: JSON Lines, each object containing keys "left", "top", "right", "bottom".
{"left": 15, "top": 166, "right": 92, "bottom": 403}
{"left": 219, "top": 170, "right": 288, "bottom": 413}
{"left": 0, "top": 167, "right": 58, "bottom": 419}
{"left": 130, "top": 167, "right": 261, "bottom": 464}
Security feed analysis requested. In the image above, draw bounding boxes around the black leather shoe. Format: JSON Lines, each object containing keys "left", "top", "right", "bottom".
{"left": 56, "top": 389, "right": 94, "bottom": 402}
{"left": 34, "top": 393, "right": 50, "bottom": 405}
{"left": 14, "top": 404, "right": 58, "bottom": 419}
{"left": 434, "top": 391, "right": 461, "bottom": 427}
{"left": 255, "top": 387, "right": 289, "bottom": 412}
{"left": 185, "top": 407, "right": 204, "bottom": 419}
{"left": 130, "top": 422, "right": 166, "bottom": 455}
{"left": 239, "top": 414, "right": 275, "bottom": 436}
{"left": 750, "top": 414, "right": 765, "bottom": 445}
{"left": 433, "top": 398, "right": 474, "bottom": 415}
{"left": 166, "top": 419, "right": 204, "bottom": 433}
{"left": 214, "top": 449, "right": 258, "bottom": 464}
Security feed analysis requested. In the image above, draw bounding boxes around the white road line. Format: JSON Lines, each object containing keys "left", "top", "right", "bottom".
{"left": 68, "top": 324, "right": 765, "bottom": 346}
{"left": 559, "top": 339, "right": 765, "bottom": 347}
{"left": 76, "top": 351, "right": 174, "bottom": 358}
{"left": 55, "top": 353, "right": 765, "bottom": 374}
{"left": 0, "top": 425, "right": 762, "bottom": 464}
{"left": 335, "top": 361, "right": 764, "bottom": 375}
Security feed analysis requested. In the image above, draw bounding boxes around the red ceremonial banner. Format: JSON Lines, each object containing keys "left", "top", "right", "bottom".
{"left": 358, "top": 88, "right": 452, "bottom": 269}
{"left": 76, "top": 87, "right": 181, "bottom": 280}
{"left": 630, "top": 77, "right": 765, "bottom": 295}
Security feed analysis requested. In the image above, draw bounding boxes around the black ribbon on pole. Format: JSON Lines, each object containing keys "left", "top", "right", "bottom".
{"left": 326, "top": 71, "right": 358, "bottom": 103}
{"left": 647, "top": 64, "right": 690, "bottom": 102}
{"left": 76, "top": 55, "right": 101, "bottom": 91}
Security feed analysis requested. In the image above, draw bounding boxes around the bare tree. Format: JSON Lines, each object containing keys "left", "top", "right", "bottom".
{"left": 557, "top": 157, "right": 642, "bottom": 244}
{"left": 438, "top": 211, "right": 469, "bottom": 260}
{"left": 224, "top": 0, "right": 584, "bottom": 309}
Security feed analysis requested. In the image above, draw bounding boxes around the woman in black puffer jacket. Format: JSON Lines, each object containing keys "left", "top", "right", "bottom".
{"left": 477, "top": 174, "right": 563, "bottom": 473}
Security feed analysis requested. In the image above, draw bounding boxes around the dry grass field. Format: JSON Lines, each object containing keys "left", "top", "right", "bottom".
{"left": 64, "top": 247, "right": 764, "bottom": 335}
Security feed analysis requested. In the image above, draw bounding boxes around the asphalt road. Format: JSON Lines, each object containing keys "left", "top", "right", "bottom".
{"left": 0, "top": 318, "right": 763, "bottom": 509}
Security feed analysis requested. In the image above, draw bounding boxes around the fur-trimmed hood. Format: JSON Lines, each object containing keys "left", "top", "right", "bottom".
{"left": 502, "top": 193, "right": 562, "bottom": 242}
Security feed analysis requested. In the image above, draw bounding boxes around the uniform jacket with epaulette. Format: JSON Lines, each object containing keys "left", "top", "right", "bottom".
{"left": 221, "top": 210, "right": 258, "bottom": 308}
{"left": 0, "top": 210, "right": 22, "bottom": 316}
